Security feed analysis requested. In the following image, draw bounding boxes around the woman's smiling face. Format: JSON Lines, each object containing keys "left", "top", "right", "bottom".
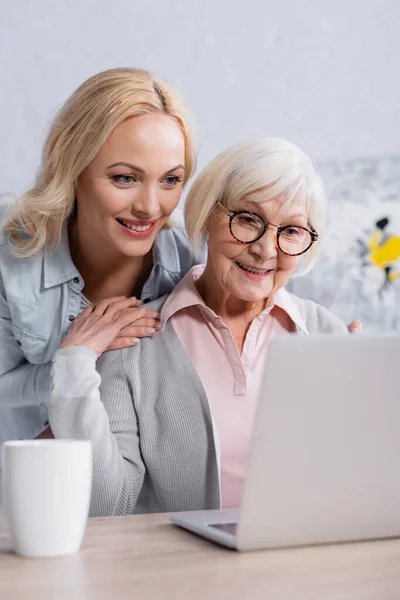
{"left": 203, "top": 194, "right": 311, "bottom": 303}
{"left": 75, "top": 113, "right": 186, "bottom": 258}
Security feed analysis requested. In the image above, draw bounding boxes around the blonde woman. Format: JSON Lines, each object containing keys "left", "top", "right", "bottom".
{"left": 0, "top": 68, "right": 202, "bottom": 445}
{"left": 49, "top": 138, "right": 358, "bottom": 516}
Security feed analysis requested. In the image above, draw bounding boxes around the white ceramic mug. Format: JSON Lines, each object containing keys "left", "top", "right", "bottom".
{"left": 1, "top": 439, "right": 92, "bottom": 558}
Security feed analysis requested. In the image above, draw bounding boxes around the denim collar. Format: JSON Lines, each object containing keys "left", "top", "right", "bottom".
{"left": 43, "top": 225, "right": 80, "bottom": 288}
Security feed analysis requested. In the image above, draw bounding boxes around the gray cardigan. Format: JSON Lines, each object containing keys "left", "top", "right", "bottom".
{"left": 48, "top": 293, "right": 347, "bottom": 517}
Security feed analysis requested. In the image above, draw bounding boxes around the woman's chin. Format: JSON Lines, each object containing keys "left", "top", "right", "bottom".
{"left": 110, "top": 233, "right": 157, "bottom": 257}
{"left": 235, "top": 271, "right": 276, "bottom": 296}
{"left": 230, "top": 282, "right": 275, "bottom": 303}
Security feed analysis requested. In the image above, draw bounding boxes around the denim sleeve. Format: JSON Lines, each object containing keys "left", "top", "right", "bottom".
{"left": 0, "top": 273, "right": 52, "bottom": 407}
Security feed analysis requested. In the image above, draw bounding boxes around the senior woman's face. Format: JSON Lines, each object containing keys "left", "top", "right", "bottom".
{"left": 75, "top": 113, "right": 185, "bottom": 258}
{"left": 205, "top": 196, "right": 310, "bottom": 303}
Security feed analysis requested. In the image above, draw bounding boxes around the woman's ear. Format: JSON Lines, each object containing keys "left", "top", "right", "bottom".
{"left": 204, "top": 202, "right": 220, "bottom": 232}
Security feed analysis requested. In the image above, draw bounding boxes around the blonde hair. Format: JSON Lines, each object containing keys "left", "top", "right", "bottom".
{"left": 185, "top": 137, "right": 326, "bottom": 276}
{"left": 5, "top": 68, "right": 195, "bottom": 257}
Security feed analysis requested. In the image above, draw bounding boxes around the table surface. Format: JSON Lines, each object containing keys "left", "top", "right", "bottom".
{"left": 1, "top": 513, "right": 400, "bottom": 600}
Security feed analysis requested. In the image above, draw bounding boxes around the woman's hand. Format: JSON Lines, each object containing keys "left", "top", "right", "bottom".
{"left": 59, "top": 297, "right": 160, "bottom": 358}
{"left": 348, "top": 320, "right": 363, "bottom": 334}
{"left": 106, "top": 311, "right": 161, "bottom": 351}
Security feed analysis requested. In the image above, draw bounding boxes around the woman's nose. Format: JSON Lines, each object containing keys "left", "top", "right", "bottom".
{"left": 250, "top": 227, "right": 278, "bottom": 258}
{"left": 131, "top": 185, "right": 160, "bottom": 218}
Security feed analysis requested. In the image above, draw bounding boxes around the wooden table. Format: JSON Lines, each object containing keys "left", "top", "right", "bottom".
{"left": 1, "top": 514, "right": 400, "bottom": 600}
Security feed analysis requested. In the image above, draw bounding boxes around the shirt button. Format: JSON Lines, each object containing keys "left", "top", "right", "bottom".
{"left": 143, "top": 298, "right": 151, "bottom": 304}
{"left": 68, "top": 315, "right": 75, "bottom": 322}
{"left": 73, "top": 277, "right": 80, "bottom": 284}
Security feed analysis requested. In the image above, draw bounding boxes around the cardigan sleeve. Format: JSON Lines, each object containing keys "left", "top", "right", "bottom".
{"left": 290, "top": 294, "right": 349, "bottom": 335}
{"left": 48, "top": 346, "right": 146, "bottom": 517}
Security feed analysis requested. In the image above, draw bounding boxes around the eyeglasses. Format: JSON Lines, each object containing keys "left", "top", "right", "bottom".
{"left": 217, "top": 201, "right": 319, "bottom": 257}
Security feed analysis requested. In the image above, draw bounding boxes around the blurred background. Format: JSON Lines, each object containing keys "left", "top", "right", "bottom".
{"left": 0, "top": 0, "right": 399, "bottom": 328}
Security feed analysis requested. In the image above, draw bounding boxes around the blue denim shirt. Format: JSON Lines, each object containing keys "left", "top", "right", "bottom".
{"left": 0, "top": 207, "right": 204, "bottom": 445}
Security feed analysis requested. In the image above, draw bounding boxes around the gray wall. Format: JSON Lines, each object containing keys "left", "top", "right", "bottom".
{"left": 0, "top": 0, "right": 398, "bottom": 195}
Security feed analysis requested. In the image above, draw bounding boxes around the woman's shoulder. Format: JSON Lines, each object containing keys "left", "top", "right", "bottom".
{"left": 0, "top": 198, "right": 51, "bottom": 306}
{"left": 0, "top": 194, "right": 16, "bottom": 249}
{"left": 0, "top": 194, "right": 44, "bottom": 257}
{"left": 286, "top": 291, "right": 348, "bottom": 335}
{"left": 97, "top": 307, "right": 179, "bottom": 377}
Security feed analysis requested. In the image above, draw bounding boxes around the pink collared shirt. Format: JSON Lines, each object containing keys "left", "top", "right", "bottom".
{"left": 161, "top": 265, "right": 308, "bottom": 509}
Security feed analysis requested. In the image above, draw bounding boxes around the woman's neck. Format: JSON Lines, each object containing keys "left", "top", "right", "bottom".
{"left": 68, "top": 219, "right": 153, "bottom": 303}
{"left": 196, "top": 268, "right": 267, "bottom": 319}
{"left": 195, "top": 267, "right": 269, "bottom": 354}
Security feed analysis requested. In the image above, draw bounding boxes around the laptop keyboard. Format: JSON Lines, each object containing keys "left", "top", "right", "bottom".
{"left": 209, "top": 523, "right": 237, "bottom": 535}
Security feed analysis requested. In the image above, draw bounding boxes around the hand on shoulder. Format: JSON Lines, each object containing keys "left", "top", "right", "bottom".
{"left": 59, "top": 297, "right": 161, "bottom": 357}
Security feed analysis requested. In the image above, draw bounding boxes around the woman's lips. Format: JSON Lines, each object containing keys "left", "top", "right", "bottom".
{"left": 235, "top": 261, "right": 275, "bottom": 281}
{"left": 116, "top": 217, "right": 157, "bottom": 239}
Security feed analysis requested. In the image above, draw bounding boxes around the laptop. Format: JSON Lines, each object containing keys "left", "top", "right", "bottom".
{"left": 170, "top": 334, "right": 400, "bottom": 551}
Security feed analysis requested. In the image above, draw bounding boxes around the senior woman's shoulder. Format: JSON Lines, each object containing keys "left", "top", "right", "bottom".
{"left": 97, "top": 295, "right": 177, "bottom": 379}
{"left": 97, "top": 295, "right": 170, "bottom": 370}
{"left": 287, "top": 291, "right": 348, "bottom": 335}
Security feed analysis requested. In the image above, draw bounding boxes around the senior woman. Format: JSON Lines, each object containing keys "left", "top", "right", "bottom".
{"left": 49, "top": 138, "right": 348, "bottom": 517}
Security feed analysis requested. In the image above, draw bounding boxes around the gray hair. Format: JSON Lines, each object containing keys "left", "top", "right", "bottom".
{"left": 184, "top": 137, "right": 326, "bottom": 276}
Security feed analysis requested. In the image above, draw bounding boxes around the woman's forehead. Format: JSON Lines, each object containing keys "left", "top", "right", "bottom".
{"left": 232, "top": 193, "right": 309, "bottom": 221}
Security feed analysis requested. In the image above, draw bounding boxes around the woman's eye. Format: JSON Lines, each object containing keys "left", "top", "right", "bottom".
{"left": 112, "top": 175, "right": 135, "bottom": 186}
{"left": 238, "top": 215, "right": 258, "bottom": 225}
{"left": 284, "top": 227, "right": 304, "bottom": 238}
{"left": 163, "top": 175, "right": 182, "bottom": 187}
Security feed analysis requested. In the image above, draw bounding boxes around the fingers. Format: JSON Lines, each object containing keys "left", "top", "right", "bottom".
{"left": 105, "top": 337, "right": 141, "bottom": 352}
{"left": 116, "top": 306, "right": 159, "bottom": 327}
{"left": 119, "top": 318, "right": 161, "bottom": 336}
{"left": 106, "top": 299, "right": 145, "bottom": 322}
{"left": 93, "top": 297, "right": 142, "bottom": 321}
{"left": 348, "top": 320, "right": 363, "bottom": 334}
{"left": 84, "top": 295, "right": 154, "bottom": 322}
{"left": 76, "top": 306, "right": 94, "bottom": 321}
{"left": 122, "top": 308, "right": 160, "bottom": 321}
{"left": 115, "top": 309, "right": 153, "bottom": 334}
{"left": 143, "top": 311, "right": 160, "bottom": 323}
{"left": 66, "top": 306, "right": 94, "bottom": 332}
{"left": 119, "top": 309, "right": 160, "bottom": 326}
{"left": 91, "top": 296, "right": 127, "bottom": 316}
{"left": 91, "top": 296, "right": 140, "bottom": 317}
{"left": 117, "top": 324, "right": 159, "bottom": 339}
